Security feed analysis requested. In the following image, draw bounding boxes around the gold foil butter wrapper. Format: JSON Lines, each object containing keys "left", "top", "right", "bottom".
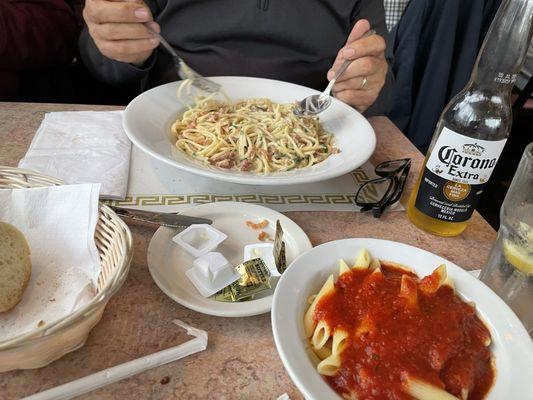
{"left": 273, "top": 220, "right": 287, "bottom": 274}
{"left": 213, "top": 286, "right": 244, "bottom": 302}
{"left": 213, "top": 258, "right": 271, "bottom": 302}
{"left": 213, "top": 286, "right": 254, "bottom": 302}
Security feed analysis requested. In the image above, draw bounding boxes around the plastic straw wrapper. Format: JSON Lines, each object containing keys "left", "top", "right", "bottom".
{"left": 23, "top": 319, "right": 208, "bottom": 400}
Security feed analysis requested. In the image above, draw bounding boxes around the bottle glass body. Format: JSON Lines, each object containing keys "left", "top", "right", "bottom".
{"left": 407, "top": 0, "right": 533, "bottom": 236}
{"left": 407, "top": 85, "right": 511, "bottom": 236}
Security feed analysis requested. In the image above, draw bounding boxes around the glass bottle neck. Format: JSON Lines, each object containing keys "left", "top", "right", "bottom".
{"left": 470, "top": 0, "right": 533, "bottom": 92}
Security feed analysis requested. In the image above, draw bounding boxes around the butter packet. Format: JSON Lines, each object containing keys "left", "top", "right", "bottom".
{"left": 213, "top": 286, "right": 253, "bottom": 302}
{"left": 213, "top": 258, "right": 271, "bottom": 302}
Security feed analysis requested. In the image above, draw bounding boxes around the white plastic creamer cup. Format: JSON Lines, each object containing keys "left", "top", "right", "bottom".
{"left": 243, "top": 243, "right": 279, "bottom": 276}
{"left": 173, "top": 224, "right": 227, "bottom": 258}
{"left": 185, "top": 252, "right": 240, "bottom": 297}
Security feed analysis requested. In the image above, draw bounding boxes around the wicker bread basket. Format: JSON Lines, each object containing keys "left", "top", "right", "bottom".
{"left": 0, "top": 166, "right": 133, "bottom": 372}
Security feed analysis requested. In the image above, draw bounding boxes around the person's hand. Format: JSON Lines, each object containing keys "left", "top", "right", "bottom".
{"left": 328, "top": 19, "right": 388, "bottom": 113}
{"left": 83, "top": 0, "right": 160, "bottom": 65}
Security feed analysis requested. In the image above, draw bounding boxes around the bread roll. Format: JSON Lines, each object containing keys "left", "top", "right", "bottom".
{"left": 0, "top": 222, "right": 32, "bottom": 312}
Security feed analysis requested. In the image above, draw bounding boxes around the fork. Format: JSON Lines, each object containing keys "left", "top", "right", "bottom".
{"left": 144, "top": 23, "right": 221, "bottom": 94}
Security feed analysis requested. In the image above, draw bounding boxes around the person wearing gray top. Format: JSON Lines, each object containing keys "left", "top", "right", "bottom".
{"left": 80, "top": 0, "right": 391, "bottom": 115}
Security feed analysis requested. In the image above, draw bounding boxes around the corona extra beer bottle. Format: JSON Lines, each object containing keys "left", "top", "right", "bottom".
{"left": 407, "top": 0, "right": 533, "bottom": 236}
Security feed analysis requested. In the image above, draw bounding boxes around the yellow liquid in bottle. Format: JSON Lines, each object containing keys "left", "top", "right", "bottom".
{"left": 407, "top": 155, "right": 470, "bottom": 237}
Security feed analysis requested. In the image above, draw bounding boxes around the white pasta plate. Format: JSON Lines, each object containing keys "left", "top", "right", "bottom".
{"left": 123, "top": 76, "right": 376, "bottom": 186}
{"left": 271, "top": 238, "right": 533, "bottom": 400}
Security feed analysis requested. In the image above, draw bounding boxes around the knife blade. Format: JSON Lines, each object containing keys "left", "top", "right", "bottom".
{"left": 109, "top": 206, "right": 212, "bottom": 228}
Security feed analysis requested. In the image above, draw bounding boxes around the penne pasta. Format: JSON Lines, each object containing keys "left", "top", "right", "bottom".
{"left": 339, "top": 259, "right": 351, "bottom": 275}
{"left": 312, "top": 319, "right": 331, "bottom": 350}
{"left": 471, "top": 317, "right": 492, "bottom": 347}
{"left": 404, "top": 376, "right": 459, "bottom": 400}
{"left": 353, "top": 248, "right": 371, "bottom": 270}
{"left": 369, "top": 258, "right": 381, "bottom": 271}
{"left": 382, "top": 260, "right": 414, "bottom": 274}
{"left": 466, "top": 300, "right": 476, "bottom": 308}
{"left": 317, "top": 353, "right": 341, "bottom": 376}
{"left": 332, "top": 328, "right": 349, "bottom": 356}
{"left": 420, "top": 264, "right": 447, "bottom": 295}
{"left": 304, "top": 274, "right": 334, "bottom": 337}
{"left": 361, "top": 267, "right": 383, "bottom": 289}
{"left": 342, "top": 391, "right": 359, "bottom": 400}
{"left": 355, "top": 313, "right": 375, "bottom": 337}
{"left": 399, "top": 274, "right": 419, "bottom": 310}
{"left": 312, "top": 339, "right": 332, "bottom": 360}
{"left": 444, "top": 275, "right": 455, "bottom": 289}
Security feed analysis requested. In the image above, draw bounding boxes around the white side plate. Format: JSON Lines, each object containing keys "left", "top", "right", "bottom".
{"left": 148, "top": 202, "right": 312, "bottom": 317}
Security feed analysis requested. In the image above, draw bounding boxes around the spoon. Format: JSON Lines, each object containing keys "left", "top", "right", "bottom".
{"left": 293, "top": 29, "right": 376, "bottom": 116}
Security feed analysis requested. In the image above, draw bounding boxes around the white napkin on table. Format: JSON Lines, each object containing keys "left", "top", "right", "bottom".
{"left": 0, "top": 183, "right": 101, "bottom": 341}
{"left": 18, "top": 111, "right": 131, "bottom": 200}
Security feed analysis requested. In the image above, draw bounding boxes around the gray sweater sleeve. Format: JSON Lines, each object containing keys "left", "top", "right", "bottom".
{"left": 78, "top": 27, "right": 157, "bottom": 86}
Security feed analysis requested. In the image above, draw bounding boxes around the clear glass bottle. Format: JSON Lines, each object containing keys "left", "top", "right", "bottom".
{"left": 480, "top": 143, "right": 533, "bottom": 335}
{"left": 407, "top": 0, "right": 533, "bottom": 236}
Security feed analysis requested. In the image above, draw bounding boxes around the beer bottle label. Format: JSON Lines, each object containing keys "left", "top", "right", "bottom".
{"left": 415, "top": 127, "right": 507, "bottom": 222}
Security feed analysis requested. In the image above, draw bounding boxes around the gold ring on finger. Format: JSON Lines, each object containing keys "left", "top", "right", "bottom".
{"left": 359, "top": 76, "right": 368, "bottom": 89}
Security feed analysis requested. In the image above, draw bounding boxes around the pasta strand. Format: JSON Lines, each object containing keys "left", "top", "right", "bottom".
{"left": 171, "top": 83, "right": 337, "bottom": 173}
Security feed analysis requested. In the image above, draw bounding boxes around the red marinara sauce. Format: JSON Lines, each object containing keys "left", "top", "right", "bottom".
{"left": 313, "top": 263, "right": 494, "bottom": 400}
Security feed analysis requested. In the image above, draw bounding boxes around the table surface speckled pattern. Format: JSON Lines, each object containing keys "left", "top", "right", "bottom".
{"left": 0, "top": 103, "right": 496, "bottom": 400}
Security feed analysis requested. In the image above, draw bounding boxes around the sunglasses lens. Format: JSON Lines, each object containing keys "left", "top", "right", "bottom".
{"left": 375, "top": 159, "right": 409, "bottom": 175}
{"left": 355, "top": 178, "right": 393, "bottom": 205}
{"left": 388, "top": 166, "right": 410, "bottom": 205}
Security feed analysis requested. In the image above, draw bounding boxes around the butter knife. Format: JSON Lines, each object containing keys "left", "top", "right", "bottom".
{"left": 110, "top": 206, "right": 212, "bottom": 228}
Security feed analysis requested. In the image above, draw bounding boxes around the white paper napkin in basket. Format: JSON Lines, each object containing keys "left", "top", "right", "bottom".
{"left": 0, "top": 183, "right": 101, "bottom": 341}
{"left": 18, "top": 111, "right": 131, "bottom": 200}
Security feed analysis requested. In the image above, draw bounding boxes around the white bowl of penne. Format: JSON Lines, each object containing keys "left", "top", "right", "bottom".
{"left": 271, "top": 238, "right": 533, "bottom": 400}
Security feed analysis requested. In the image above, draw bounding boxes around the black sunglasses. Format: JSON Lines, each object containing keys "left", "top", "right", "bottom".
{"left": 354, "top": 158, "right": 411, "bottom": 218}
